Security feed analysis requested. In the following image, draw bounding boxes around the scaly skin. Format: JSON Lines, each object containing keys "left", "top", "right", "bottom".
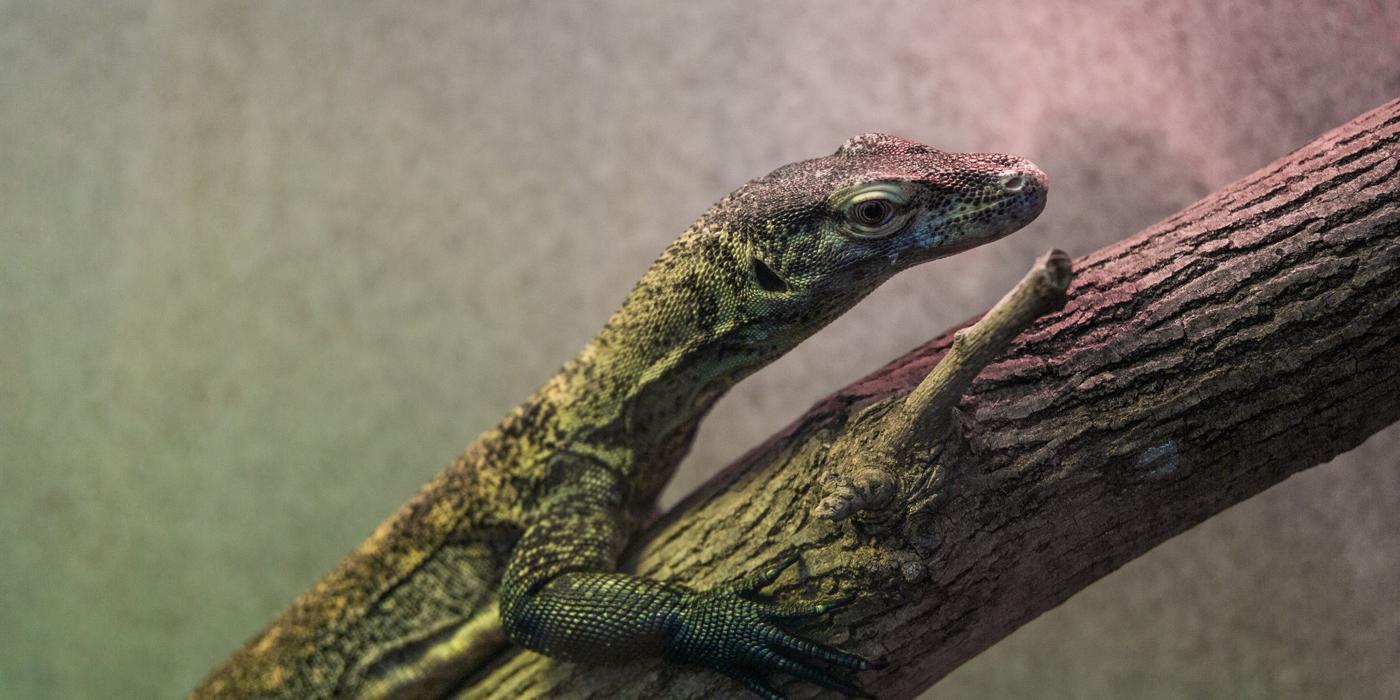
{"left": 191, "top": 134, "right": 1048, "bottom": 699}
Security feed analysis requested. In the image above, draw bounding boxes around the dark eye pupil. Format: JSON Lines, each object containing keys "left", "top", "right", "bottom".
{"left": 855, "top": 200, "right": 892, "bottom": 226}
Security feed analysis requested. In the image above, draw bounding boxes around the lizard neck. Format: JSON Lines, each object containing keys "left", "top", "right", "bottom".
{"left": 543, "top": 230, "right": 824, "bottom": 468}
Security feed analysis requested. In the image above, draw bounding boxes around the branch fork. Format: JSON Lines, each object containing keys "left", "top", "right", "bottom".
{"left": 814, "top": 250, "right": 1074, "bottom": 553}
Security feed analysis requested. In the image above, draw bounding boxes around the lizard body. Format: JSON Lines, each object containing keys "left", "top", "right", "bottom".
{"left": 192, "top": 134, "right": 1047, "bottom": 699}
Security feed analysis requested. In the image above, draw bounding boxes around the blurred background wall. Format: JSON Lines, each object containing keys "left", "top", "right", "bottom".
{"left": 3, "top": 2, "right": 1399, "bottom": 698}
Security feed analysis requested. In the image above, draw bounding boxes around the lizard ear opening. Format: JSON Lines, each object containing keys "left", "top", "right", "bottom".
{"left": 751, "top": 257, "right": 790, "bottom": 293}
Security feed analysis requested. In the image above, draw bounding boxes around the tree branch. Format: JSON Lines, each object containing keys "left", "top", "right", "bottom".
{"left": 463, "top": 97, "right": 1400, "bottom": 699}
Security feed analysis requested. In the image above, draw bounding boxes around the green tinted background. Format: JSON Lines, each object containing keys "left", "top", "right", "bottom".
{"left": 3, "top": 2, "right": 1399, "bottom": 698}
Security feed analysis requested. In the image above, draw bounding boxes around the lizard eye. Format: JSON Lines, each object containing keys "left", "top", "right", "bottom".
{"left": 851, "top": 199, "right": 895, "bottom": 228}
{"left": 837, "top": 185, "right": 912, "bottom": 239}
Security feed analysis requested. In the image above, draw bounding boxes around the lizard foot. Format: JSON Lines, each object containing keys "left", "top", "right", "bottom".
{"left": 668, "top": 557, "right": 880, "bottom": 699}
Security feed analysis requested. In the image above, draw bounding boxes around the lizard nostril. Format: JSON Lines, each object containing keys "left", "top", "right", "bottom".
{"left": 1000, "top": 174, "right": 1027, "bottom": 193}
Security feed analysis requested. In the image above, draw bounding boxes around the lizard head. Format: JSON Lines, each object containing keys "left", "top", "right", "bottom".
{"left": 573, "top": 134, "right": 1047, "bottom": 440}
{"left": 717, "top": 132, "right": 1047, "bottom": 304}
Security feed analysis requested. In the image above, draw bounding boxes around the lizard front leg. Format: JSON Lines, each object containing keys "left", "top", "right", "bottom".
{"left": 499, "top": 455, "right": 876, "bottom": 699}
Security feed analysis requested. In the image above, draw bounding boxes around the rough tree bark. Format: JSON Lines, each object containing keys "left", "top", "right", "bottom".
{"left": 461, "top": 98, "right": 1400, "bottom": 698}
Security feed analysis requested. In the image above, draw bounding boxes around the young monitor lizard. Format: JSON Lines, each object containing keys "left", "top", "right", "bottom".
{"left": 192, "top": 133, "right": 1048, "bottom": 699}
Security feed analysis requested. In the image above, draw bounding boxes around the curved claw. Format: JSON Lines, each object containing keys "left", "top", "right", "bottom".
{"left": 735, "top": 555, "right": 801, "bottom": 594}
{"left": 735, "top": 673, "right": 786, "bottom": 700}
{"left": 761, "top": 649, "right": 873, "bottom": 698}
{"left": 762, "top": 594, "right": 855, "bottom": 621}
{"left": 767, "top": 627, "right": 871, "bottom": 671}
